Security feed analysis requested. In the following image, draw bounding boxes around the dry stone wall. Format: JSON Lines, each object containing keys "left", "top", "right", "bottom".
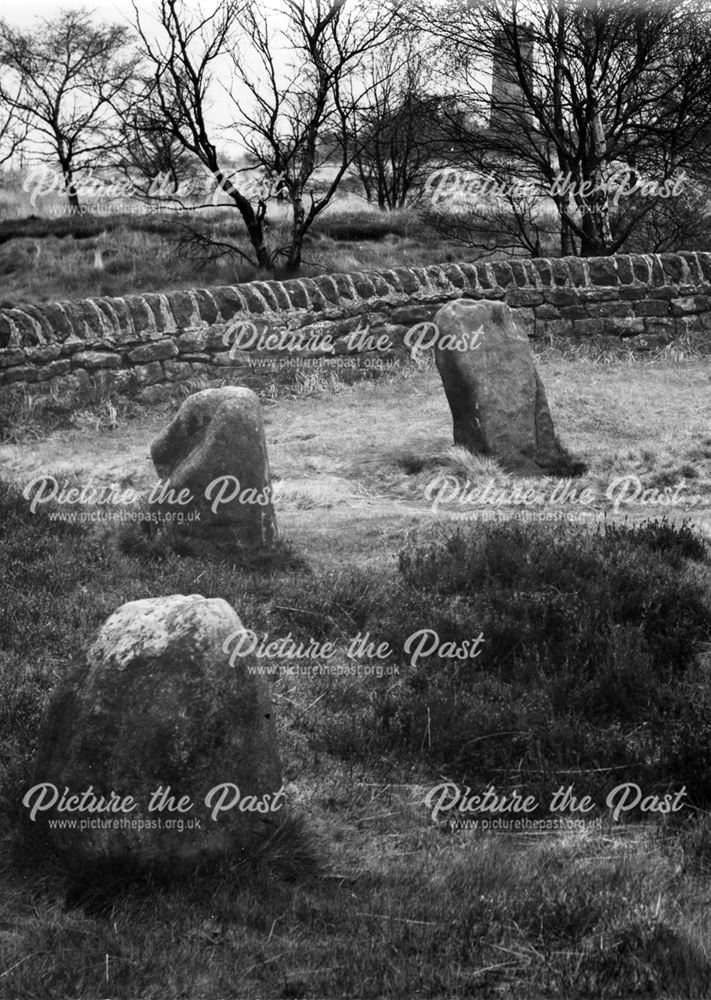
{"left": 2, "top": 251, "right": 711, "bottom": 402}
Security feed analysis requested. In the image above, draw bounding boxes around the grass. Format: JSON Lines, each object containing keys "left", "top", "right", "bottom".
{"left": 0, "top": 221, "right": 260, "bottom": 305}
{"left": 382, "top": 340, "right": 711, "bottom": 513}
{"left": 0, "top": 195, "right": 471, "bottom": 306}
{"left": 0, "top": 212, "right": 469, "bottom": 306}
{"left": 2, "top": 343, "right": 711, "bottom": 532}
{"left": 0, "top": 359, "right": 409, "bottom": 445}
{"left": 0, "top": 170, "right": 575, "bottom": 306}
{"left": 4, "top": 823, "right": 711, "bottom": 998}
{"left": 0, "top": 380, "right": 142, "bottom": 445}
{"left": 2, "top": 321, "right": 711, "bottom": 996}
{"left": 1, "top": 470, "right": 711, "bottom": 997}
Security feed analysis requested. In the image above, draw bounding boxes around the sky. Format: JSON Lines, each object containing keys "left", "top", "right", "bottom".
{"left": 2, "top": 0, "right": 278, "bottom": 162}
{"left": 1, "top": 0, "right": 477, "bottom": 169}
{"left": 9, "top": 0, "right": 147, "bottom": 28}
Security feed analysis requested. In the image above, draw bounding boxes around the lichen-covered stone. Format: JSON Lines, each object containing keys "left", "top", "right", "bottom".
{"left": 31, "top": 594, "right": 283, "bottom": 876}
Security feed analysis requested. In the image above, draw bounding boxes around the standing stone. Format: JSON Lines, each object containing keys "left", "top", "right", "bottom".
{"left": 151, "top": 386, "right": 277, "bottom": 551}
{"left": 433, "top": 299, "right": 567, "bottom": 473}
{"left": 30, "top": 595, "right": 284, "bottom": 875}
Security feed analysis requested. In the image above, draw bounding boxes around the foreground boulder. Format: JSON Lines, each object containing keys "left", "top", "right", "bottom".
{"left": 151, "top": 386, "right": 277, "bottom": 551}
{"left": 29, "top": 594, "right": 283, "bottom": 875}
{"left": 433, "top": 299, "right": 567, "bottom": 473}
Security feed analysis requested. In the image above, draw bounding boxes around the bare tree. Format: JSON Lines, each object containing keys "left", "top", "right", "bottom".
{"left": 422, "top": 168, "right": 559, "bottom": 258}
{"left": 135, "top": 0, "right": 278, "bottom": 270}
{"left": 230, "top": 0, "right": 405, "bottom": 270}
{"left": 625, "top": 179, "right": 711, "bottom": 253}
{"left": 349, "top": 35, "right": 440, "bottom": 210}
{"left": 135, "top": 0, "right": 402, "bottom": 273}
{"left": 114, "top": 76, "right": 204, "bottom": 198}
{"left": 0, "top": 67, "right": 27, "bottom": 167}
{"left": 411, "top": 0, "right": 711, "bottom": 257}
{"left": 0, "top": 10, "right": 140, "bottom": 212}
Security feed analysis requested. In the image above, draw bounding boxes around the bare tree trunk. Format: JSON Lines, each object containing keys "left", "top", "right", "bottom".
{"left": 60, "top": 161, "right": 81, "bottom": 213}
{"left": 285, "top": 195, "right": 306, "bottom": 274}
{"left": 214, "top": 170, "right": 272, "bottom": 271}
{"left": 583, "top": 85, "right": 612, "bottom": 254}
{"left": 559, "top": 207, "right": 575, "bottom": 256}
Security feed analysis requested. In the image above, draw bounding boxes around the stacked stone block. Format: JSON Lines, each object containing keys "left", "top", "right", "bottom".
{"left": 1, "top": 252, "right": 709, "bottom": 399}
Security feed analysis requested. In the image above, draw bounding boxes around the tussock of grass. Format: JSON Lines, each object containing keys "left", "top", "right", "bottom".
{"left": 260, "top": 358, "right": 416, "bottom": 402}
{"left": 0, "top": 383, "right": 144, "bottom": 444}
{"left": 393, "top": 442, "right": 588, "bottom": 505}
{"left": 37, "top": 813, "right": 321, "bottom": 918}
{"left": 533, "top": 330, "right": 711, "bottom": 364}
{"left": 397, "top": 444, "right": 510, "bottom": 480}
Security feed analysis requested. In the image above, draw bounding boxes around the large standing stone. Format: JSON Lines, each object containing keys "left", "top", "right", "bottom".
{"left": 433, "top": 299, "right": 567, "bottom": 473}
{"left": 151, "top": 386, "right": 277, "bottom": 551}
{"left": 29, "top": 595, "right": 284, "bottom": 875}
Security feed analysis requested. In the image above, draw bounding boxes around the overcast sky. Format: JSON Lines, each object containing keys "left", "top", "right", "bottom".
{"left": 10, "top": 0, "right": 143, "bottom": 28}
{"left": 4, "top": 1, "right": 273, "bottom": 161}
{"left": 2, "top": 1, "right": 468, "bottom": 168}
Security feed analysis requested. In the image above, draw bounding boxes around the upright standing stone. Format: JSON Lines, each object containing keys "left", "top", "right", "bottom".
{"left": 30, "top": 594, "right": 284, "bottom": 875}
{"left": 433, "top": 299, "right": 567, "bottom": 473}
{"left": 151, "top": 386, "right": 277, "bottom": 550}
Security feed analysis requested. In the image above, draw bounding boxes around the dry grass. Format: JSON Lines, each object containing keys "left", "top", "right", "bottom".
{"left": 2, "top": 348, "right": 711, "bottom": 997}
{"left": 1, "top": 347, "right": 710, "bottom": 564}
{"left": 0, "top": 225, "right": 259, "bottom": 305}
{"left": 0, "top": 179, "right": 473, "bottom": 306}
{"left": 3, "top": 795, "right": 711, "bottom": 998}
{"left": 0, "top": 217, "right": 469, "bottom": 305}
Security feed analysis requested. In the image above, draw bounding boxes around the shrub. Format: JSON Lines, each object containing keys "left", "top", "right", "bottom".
{"left": 302, "top": 517, "right": 711, "bottom": 807}
{"left": 604, "top": 516, "right": 709, "bottom": 564}
{"left": 311, "top": 210, "right": 417, "bottom": 242}
{"left": 2, "top": 477, "right": 710, "bottom": 819}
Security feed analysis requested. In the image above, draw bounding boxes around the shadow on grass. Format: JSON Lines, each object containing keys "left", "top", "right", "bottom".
{"left": 6, "top": 808, "right": 320, "bottom": 918}
{"left": 394, "top": 442, "right": 587, "bottom": 480}
{"left": 116, "top": 518, "right": 311, "bottom": 574}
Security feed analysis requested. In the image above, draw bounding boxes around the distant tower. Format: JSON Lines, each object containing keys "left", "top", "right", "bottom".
{"left": 490, "top": 24, "right": 534, "bottom": 133}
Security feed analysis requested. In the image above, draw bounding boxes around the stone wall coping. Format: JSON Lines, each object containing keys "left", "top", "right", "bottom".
{"left": 2, "top": 252, "right": 710, "bottom": 351}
